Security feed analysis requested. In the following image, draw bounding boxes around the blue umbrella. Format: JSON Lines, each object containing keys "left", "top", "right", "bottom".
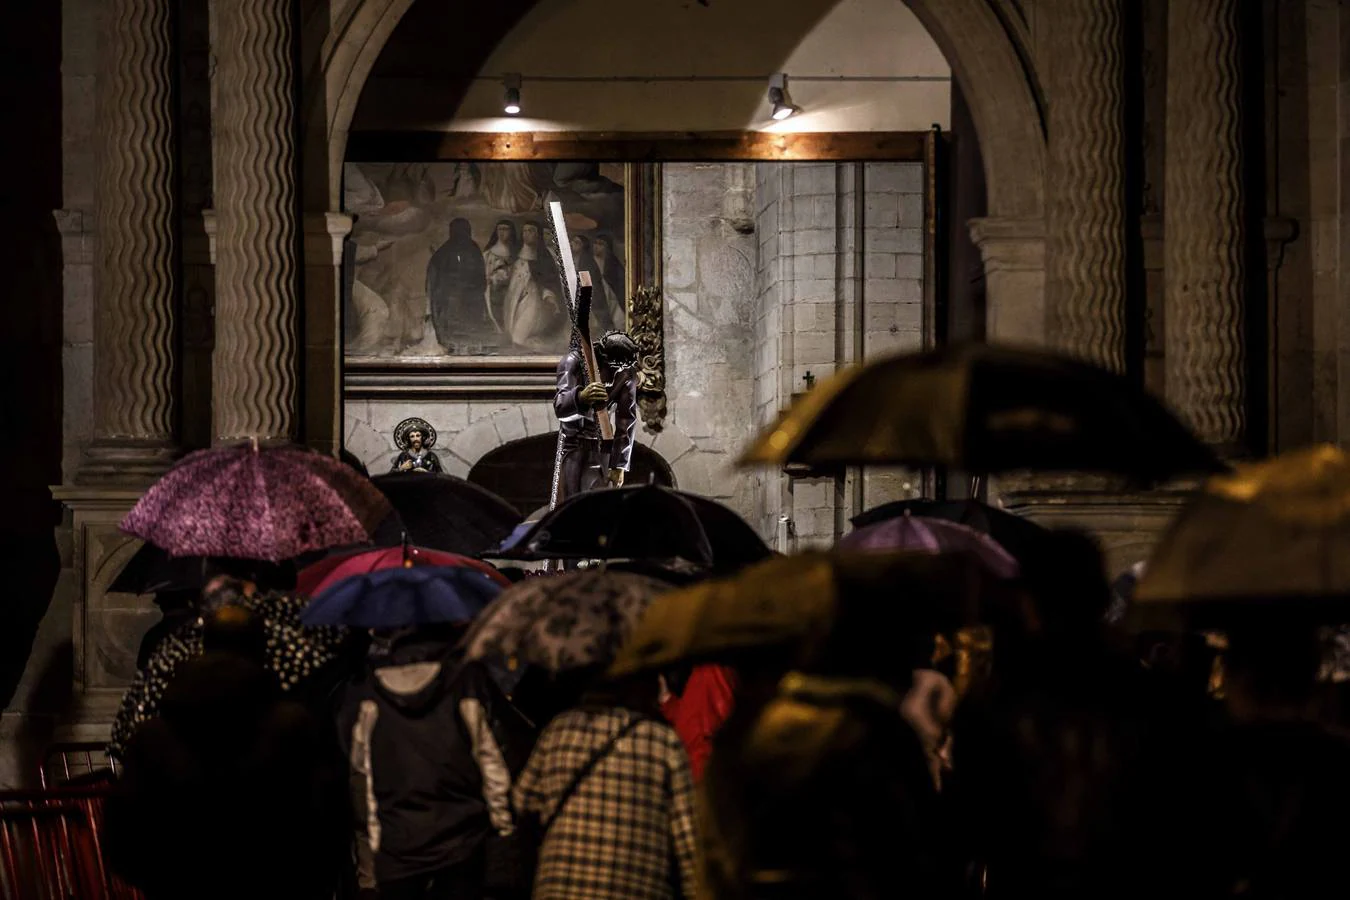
{"left": 301, "top": 565, "right": 503, "bottom": 629}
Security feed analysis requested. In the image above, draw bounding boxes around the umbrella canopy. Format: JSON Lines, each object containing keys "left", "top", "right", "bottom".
{"left": 301, "top": 565, "right": 504, "bottom": 629}
{"left": 839, "top": 514, "right": 1020, "bottom": 579}
{"left": 108, "top": 591, "right": 350, "bottom": 759}
{"left": 369, "top": 473, "right": 519, "bottom": 556}
{"left": 1131, "top": 445, "right": 1350, "bottom": 629}
{"left": 739, "top": 343, "right": 1224, "bottom": 482}
{"left": 121, "top": 443, "right": 392, "bottom": 563}
{"left": 608, "top": 550, "right": 1000, "bottom": 678}
{"left": 461, "top": 569, "right": 672, "bottom": 673}
{"left": 489, "top": 485, "right": 771, "bottom": 572}
{"left": 852, "top": 498, "right": 1048, "bottom": 564}
{"left": 296, "top": 545, "right": 508, "bottom": 597}
{"left": 109, "top": 542, "right": 208, "bottom": 595}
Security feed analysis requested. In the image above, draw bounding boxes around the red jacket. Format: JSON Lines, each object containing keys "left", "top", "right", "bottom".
{"left": 660, "top": 665, "right": 736, "bottom": 780}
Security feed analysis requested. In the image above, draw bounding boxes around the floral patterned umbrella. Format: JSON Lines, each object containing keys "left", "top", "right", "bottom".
{"left": 460, "top": 570, "right": 672, "bottom": 673}
{"left": 121, "top": 443, "right": 392, "bottom": 563}
{"left": 108, "top": 591, "right": 350, "bottom": 759}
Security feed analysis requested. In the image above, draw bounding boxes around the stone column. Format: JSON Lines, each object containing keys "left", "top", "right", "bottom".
{"left": 80, "top": 0, "right": 179, "bottom": 482}
{"left": 1164, "top": 0, "right": 1246, "bottom": 448}
{"left": 303, "top": 212, "right": 354, "bottom": 456}
{"left": 1044, "top": 0, "right": 1127, "bottom": 373}
{"left": 968, "top": 217, "right": 1047, "bottom": 345}
{"left": 211, "top": 0, "right": 301, "bottom": 443}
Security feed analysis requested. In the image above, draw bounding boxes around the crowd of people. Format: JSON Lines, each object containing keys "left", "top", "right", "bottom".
{"left": 96, "top": 516, "right": 1350, "bottom": 900}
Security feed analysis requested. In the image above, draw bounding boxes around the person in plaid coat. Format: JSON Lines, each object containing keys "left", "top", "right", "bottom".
{"left": 512, "top": 677, "right": 699, "bottom": 900}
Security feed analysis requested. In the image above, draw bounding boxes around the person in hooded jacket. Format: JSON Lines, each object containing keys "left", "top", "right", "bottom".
{"left": 104, "top": 604, "right": 351, "bottom": 900}
{"left": 338, "top": 624, "right": 532, "bottom": 900}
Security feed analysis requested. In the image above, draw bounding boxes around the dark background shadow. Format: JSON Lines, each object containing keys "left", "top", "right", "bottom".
{"left": 0, "top": 0, "right": 64, "bottom": 713}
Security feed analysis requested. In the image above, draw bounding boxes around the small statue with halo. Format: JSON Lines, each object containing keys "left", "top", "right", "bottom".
{"left": 391, "top": 417, "right": 442, "bottom": 474}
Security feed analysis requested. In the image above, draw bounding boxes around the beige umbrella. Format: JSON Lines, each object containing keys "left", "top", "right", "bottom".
{"left": 1130, "top": 445, "right": 1350, "bottom": 630}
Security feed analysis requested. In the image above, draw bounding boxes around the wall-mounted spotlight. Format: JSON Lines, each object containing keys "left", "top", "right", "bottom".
{"left": 768, "top": 73, "right": 799, "bottom": 121}
{"left": 503, "top": 73, "right": 522, "bottom": 116}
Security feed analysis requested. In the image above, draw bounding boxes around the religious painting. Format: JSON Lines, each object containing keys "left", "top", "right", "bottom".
{"left": 342, "top": 161, "right": 644, "bottom": 365}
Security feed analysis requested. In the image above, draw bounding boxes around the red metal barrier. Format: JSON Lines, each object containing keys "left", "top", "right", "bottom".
{"left": 0, "top": 789, "right": 144, "bottom": 900}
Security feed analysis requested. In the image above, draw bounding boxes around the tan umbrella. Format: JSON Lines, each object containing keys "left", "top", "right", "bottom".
{"left": 738, "top": 343, "right": 1222, "bottom": 482}
{"left": 607, "top": 551, "right": 997, "bottom": 678}
{"left": 1131, "top": 445, "right": 1350, "bottom": 630}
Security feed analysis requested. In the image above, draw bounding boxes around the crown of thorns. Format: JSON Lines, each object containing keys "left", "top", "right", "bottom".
{"left": 594, "top": 330, "right": 639, "bottom": 360}
{"left": 394, "top": 417, "right": 437, "bottom": 450}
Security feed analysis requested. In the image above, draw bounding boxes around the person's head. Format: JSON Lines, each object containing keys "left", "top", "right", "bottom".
{"left": 593, "top": 330, "right": 639, "bottom": 372}
{"left": 1017, "top": 529, "right": 1111, "bottom": 637}
{"left": 593, "top": 233, "right": 614, "bottom": 263}
{"left": 584, "top": 672, "right": 662, "bottom": 718}
{"left": 489, "top": 219, "right": 518, "bottom": 250}
{"left": 448, "top": 217, "right": 473, "bottom": 242}
{"left": 202, "top": 604, "right": 267, "bottom": 663}
{"left": 521, "top": 221, "right": 541, "bottom": 247}
{"left": 407, "top": 429, "right": 425, "bottom": 451}
{"left": 1224, "top": 623, "right": 1323, "bottom": 718}
{"left": 570, "top": 234, "right": 589, "bottom": 255}
{"left": 203, "top": 557, "right": 297, "bottom": 595}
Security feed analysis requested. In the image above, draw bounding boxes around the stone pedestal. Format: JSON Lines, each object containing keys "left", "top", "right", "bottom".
{"left": 211, "top": 0, "right": 301, "bottom": 444}
{"left": 1163, "top": 0, "right": 1246, "bottom": 449}
{"left": 81, "top": 0, "right": 180, "bottom": 483}
{"left": 48, "top": 488, "right": 156, "bottom": 745}
{"left": 1044, "top": 0, "right": 1127, "bottom": 372}
{"left": 969, "top": 217, "right": 1046, "bottom": 346}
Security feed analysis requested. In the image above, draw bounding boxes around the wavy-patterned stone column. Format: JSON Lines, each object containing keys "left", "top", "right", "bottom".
{"left": 211, "top": 0, "right": 300, "bottom": 443}
{"left": 80, "top": 0, "right": 179, "bottom": 483}
{"left": 1044, "top": 0, "right": 1127, "bottom": 373}
{"left": 1164, "top": 0, "right": 1246, "bottom": 448}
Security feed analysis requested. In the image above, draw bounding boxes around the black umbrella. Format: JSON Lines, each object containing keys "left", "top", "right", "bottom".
{"left": 370, "top": 473, "right": 519, "bottom": 556}
{"left": 740, "top": 343, "right": 1226, "bottom": 483}
{"left": 851, "top": 498, "right": 1048, "bottom": 564}
{"left": 109, "top": 542, "right": 208, "bottom": 595}
{"left": 488, "top": 485, "right": 772, "bottom": 573}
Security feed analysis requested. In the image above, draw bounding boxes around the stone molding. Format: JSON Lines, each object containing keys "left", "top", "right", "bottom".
{"left": 212, "top": 0, "right": 301, "bottom": 444}
{"left": 53, "top": 209, "right": 94, "bottom": 266}
{"left": 968, "top": 216, "right": 1046, "bottom": 273}
{"left": 1163, "top": 0, "right": 1246, "bottom": 448}
{"left": 1044, "top": 0, "right": 1127, "bottom": 373}
{"left": 303, "top": 211, "right": 355, "bottom": 267}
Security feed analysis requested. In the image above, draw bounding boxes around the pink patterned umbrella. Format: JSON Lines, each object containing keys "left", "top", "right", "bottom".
{"left": 121, "top": 443, "right": 392, "bottom": 563}
{"left": 838, "top": 513, "right": 1020, "bottom": 579}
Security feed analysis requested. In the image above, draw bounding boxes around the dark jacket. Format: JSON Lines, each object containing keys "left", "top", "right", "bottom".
{"left": 553, "top": 350, "right": 639, "bottom": 471}
{"left": 104, "top": 653, "right": 350, "bottom": 900}
{"left": 337, "top": 639, "right": 529, "bottom": 886}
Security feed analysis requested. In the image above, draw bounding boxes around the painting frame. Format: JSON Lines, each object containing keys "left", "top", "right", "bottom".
{"left": 342, "top": 160, "right": 662, "bottom": 401}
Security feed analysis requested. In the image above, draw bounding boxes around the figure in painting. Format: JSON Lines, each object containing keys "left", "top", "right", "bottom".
{"left": 391, "top": 418, "right": 443, "bottom": 474}
{"left": 483, "top": 220, "right": 519, "bottom": 334}
{"left": 552, "top": 331, "right": 640, "bottom": 502}
{"left": 503, "top": 220, "right": 566, "bottom": 350}
{"left": 569, "top": 235, "right": 614, "bottom": 334}
{"left": 426, "top": 218, "right": 488, "bottom": 350}
{"left": 593, "top": 233, "right": 627, "bottom": 331}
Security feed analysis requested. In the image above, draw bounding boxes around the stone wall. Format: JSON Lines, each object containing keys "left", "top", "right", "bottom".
{"left": 752, "top": 162, "right": 927, "bottom": 550}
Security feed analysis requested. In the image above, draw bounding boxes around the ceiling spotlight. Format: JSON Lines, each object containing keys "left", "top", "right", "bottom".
{"left": 503, "top": 73, "right": 522, "bottom": 116}
{"left": 768, "top": 73, "right": 798, "bottom": 121}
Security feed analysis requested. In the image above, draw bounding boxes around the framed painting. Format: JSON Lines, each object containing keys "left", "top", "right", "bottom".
{"left": 342, "top": 161, "right": 660, "bottom": 397}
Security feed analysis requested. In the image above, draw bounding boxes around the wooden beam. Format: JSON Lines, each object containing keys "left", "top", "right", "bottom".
{"left": 344, "top": 130, "right": 931, "bottom": 162}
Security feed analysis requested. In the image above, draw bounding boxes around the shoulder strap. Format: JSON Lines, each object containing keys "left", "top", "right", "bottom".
{"left": 541, "top": 715, "right": 646, "bottom": 833}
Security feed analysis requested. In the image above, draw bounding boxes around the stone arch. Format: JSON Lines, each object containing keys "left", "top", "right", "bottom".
{"left": 468, "top": 433, "right": 676, "bottom": 515}
{"left": 302, "top": 0, "right": 1045, "bottom": 221}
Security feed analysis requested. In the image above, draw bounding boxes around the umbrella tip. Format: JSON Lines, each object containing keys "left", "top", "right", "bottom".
{"left": 249, "top": 436, "right": 259, "bottom": 453}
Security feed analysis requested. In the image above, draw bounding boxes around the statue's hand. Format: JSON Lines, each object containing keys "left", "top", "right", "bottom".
{"left": 606, "top": 468, "right": 625, "bottom": 487}
{"left": 580, "top": 382, "right": 608, "bottom": 407}
{"left": 400, "top": 460, "right": 414, "bottom": 471}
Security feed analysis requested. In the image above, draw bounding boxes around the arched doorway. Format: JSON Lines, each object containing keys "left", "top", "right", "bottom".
{"left": 468, "top": 434, "right": 675, "bottom": 516}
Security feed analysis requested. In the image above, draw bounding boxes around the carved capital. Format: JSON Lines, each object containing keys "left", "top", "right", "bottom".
{"left": 627, "top": 285, "right": 667, "bottom": 433}
{"left": 303, "top": 211, "right": 355, "bottom": 268}
{"left": 53, "top": 208, "right": 94, "bottom": 266}
{"left": 968, "top": 217, "right": 1046, "bottom": 273}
